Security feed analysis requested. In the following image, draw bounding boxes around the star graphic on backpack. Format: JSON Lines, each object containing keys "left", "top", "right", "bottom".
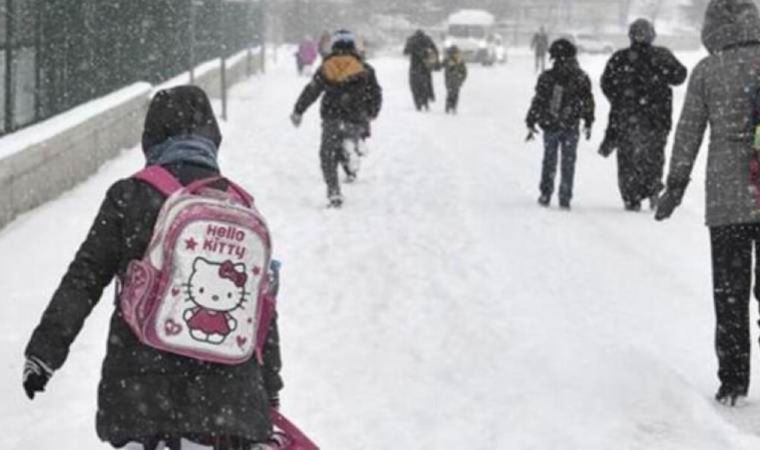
{"left": 185, "top": 238, "right": 198, "bottom": 251}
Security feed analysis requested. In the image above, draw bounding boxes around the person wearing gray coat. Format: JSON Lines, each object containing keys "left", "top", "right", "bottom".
{"left": 656, "top": 0, "right": 760, "bottom": 407}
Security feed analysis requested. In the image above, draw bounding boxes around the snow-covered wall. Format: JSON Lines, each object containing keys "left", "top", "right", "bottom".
{"left": 0, "top": 49, "right": 263, "bottom": 229}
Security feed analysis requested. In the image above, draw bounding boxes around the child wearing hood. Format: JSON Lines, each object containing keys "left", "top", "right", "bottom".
{"left": 443, "top": 46, "right": 468, "bottom": 114}
{"left": 22, "top": 86, "right": 283, "bottom": 449}
{"left": 526, "top": 38, "right": 595, "bottom": 210}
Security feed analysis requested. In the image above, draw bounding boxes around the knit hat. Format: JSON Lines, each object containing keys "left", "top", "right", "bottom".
{"left": 629, "top": 18, "right": 656, "bottom": 44}
{"left": 331, "top": 29, "right": 356, "bottom": 51}
{"left": 549, "top": 38, "right": 577, "bottom": 60}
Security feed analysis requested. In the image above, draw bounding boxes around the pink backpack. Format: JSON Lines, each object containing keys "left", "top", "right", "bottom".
{"left": 119, "top": 166, "right": 276, "bottom": 365}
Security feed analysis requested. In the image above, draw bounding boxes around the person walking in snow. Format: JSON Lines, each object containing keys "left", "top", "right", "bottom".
{"left": 295, "top": 36, "right": 319, "bottom": 76}
{"left": 655, "top": 0, "right": 760, "bottom": 407}
{"left": 530, "top": 27, "right": 549, "bottom": 73}
{"left": 443, "top": 45, "right": 468, "bottom": 114}
{"left": 404, "top": 29, "right": 440, "bottom": 111}
{"left": 290, "top": 30, "right": 383, "bottom": 208}
{"left": 22, "top": 86, "right": 284, "bottom": 449}
{"left": 600, "top": 19, "right": 687, "bottom": 212}
{"left": 526, "top": 38, "right": 595, "bottom": 210}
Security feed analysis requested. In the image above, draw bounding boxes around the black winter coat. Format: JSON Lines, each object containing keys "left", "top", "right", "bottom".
{"left": 601, "top": 43, "right": 687, "bottom": 132}
{"left": 294, "top": 50, "right": 382, "bottom": 127}
{"left": 25, "top": 162, "right": 282, "bottom": 447}
{"left": 526, "top": 60, "right": 596, "bottom": 133}
{"left": 404, "top": 31, "right": 439, "bottom": 75}
{"left": 443, "top": 55, "right": 467, "bottom": 91}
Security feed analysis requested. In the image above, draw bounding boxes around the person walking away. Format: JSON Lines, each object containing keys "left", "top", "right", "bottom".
{"left": 22, "top": 85, "right": 284, "bottom": 450}
{"left": 655, "top": 0, "right": 760, "bottom": 407}
{"left": 531, "top": 27, "right": 549, "bottom": 73}
{"left": 526, "top": 39, "right": 595, "bottom": 210}
{"left": 290, "top": 30, "right": 383, "bottom": 208}
{"left": 443, "top": 46, "right": 468, "bottom": 114}
{"left": 601, "top": 19, "right": 687, "bottom": 211}
{"left": 295, "top": 37, "right": 319, "bottom": 76}
{"left": 404, "top": 30, "right": 440, "bottom": 111}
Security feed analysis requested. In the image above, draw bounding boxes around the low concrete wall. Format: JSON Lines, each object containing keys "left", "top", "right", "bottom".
{"left": 0, "top": 48, "right": 262, "bottom": 229}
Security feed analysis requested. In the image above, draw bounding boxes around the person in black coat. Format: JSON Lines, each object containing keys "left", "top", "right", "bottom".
{"left": 600, "top": 19, "right": 687, "bottom": 211}
{"left": 403, "top": 30, "right": 440, "bottom": 111}
{"left": 526, "top": 39, "right": 595, "bottom": 210}
{"left": 23, "top": 86, "right": 283, "bottom": 450}
{"left": 291, "top": 30, "right": 383, "bottom": 208}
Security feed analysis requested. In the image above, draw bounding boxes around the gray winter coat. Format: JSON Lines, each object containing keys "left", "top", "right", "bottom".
{"left": 666, "top": 0, "right": 760, "bottom": 227}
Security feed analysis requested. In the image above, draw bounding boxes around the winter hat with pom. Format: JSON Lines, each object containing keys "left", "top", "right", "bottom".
{"left": 629, "top": 18, "right": 656, "bottom": 45}
{"left": 549, "top": 38, "right": 577, "bottom": 60}
{"left": 702, "top": 0, "right": 760, "bottom": 54}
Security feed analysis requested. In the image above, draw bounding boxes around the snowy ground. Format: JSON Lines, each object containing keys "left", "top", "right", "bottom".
{"left": 4, "top": 49, "right": 760, "bottom": 449}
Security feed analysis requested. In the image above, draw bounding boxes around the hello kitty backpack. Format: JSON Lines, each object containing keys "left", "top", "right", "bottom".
{"left": 118, "top": 166, "right": 276, "bottom": 365}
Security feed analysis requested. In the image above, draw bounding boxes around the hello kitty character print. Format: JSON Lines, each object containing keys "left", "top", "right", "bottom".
{"left": 183, "top": 258, "right": 249, "bottom": 345}
{"left": 119, "top": 166, "right": 275, "bottom": 365}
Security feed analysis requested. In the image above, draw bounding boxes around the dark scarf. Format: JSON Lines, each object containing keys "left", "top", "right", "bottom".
{"left": 145, "top": 134, "right": 219, "bottom": 171}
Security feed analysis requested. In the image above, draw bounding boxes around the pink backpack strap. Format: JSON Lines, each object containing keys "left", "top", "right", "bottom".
{"left": 134, "top": 166, "right": 183, "bottom": 197}
{"left": 271, "top": 409, "right": 319, "bottom": 450}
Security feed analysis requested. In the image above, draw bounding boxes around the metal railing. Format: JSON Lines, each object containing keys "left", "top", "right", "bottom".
{"left": 0, "top": 0, "right": 263, "bottom": 135}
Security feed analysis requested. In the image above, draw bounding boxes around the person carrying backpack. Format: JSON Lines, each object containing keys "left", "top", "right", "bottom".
{"left": 22, "top": 86, "right": 288, "bottom": 450}
{"left": 526, "top": 38, "right": 595, "bottom": 210}
{"left": 655, "top": 0, "right": 760, "bottom": 408}
{"left": 290, "top": 30, "right": 383, "bottom": 208}
{"left": 600, "top": 19, "right": 687, "bottom": 211}
{"left": 443, "top": 46, "right": 468, "bottom": 114}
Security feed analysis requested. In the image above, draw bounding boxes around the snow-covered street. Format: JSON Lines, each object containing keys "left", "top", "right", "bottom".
{"left": 4, "top": 50, "right": 760, "bottom": 449}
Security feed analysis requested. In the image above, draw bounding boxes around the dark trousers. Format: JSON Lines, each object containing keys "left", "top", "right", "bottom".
{"left": 710, "top": 224, "right": 760, "bottom": 393}
{"left": 540, "top": 130, "right": 579, "bottom": 203}
{"left": 446, "top": 87, "right": 460, "bottom": 113}
{"left": 617, "top": 125, "right": 668, "bottom": 204}
{"left": 320, "top": 120, "right": 363, "bottom": 197}
{"left": 410, "top": 68, "right": 434, "bottom": 110}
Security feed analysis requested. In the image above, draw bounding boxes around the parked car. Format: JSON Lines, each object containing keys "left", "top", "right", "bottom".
{"left": 571, "top": 33, "right": 615, "bottom": 54}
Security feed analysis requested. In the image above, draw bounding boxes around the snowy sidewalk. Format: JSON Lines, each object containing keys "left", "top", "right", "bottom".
{"left": 3, "top": 52, "right": 760, "bottom": 449}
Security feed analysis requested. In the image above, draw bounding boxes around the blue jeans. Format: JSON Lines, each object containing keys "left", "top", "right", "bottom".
{"left": 540, "top": 130, "right": 579, "bottom": 203}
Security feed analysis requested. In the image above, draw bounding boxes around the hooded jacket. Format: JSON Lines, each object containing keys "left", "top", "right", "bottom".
{"left": 666, "top": 0, "right": 760, "bottom": 227}
{"left": 25, "top": 86, "right": 282, "bottom": 446}
{"left": 601, "top": 38, "right": 687, "bottom": 133}
{"left": 294, "top": 49, "right": 382, "bottom": 125}
{"left": 526, "top": 57, "right": 595, "bottom": 133}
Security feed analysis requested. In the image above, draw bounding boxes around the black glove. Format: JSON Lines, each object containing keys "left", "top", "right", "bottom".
{"left": 584, "top": 125, "right": 592, "bottom": 141}
{"left": 526, "top": 125, "right": 539, "bottom": 142}
{"left": 290, "top": 112, "right": 303, "bottom": 128}
{"left": 23, "top": 356, "right": 53, "bottom": 400}
{"left": 655, "top": 182, "right": 689, "bottom": 221}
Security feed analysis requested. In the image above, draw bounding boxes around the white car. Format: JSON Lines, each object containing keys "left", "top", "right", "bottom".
{"left": 572, "top": 33, "right": 615, "bottom": 54}
{"left": 444, "top": 9, "right": 498, "bottom": 66}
